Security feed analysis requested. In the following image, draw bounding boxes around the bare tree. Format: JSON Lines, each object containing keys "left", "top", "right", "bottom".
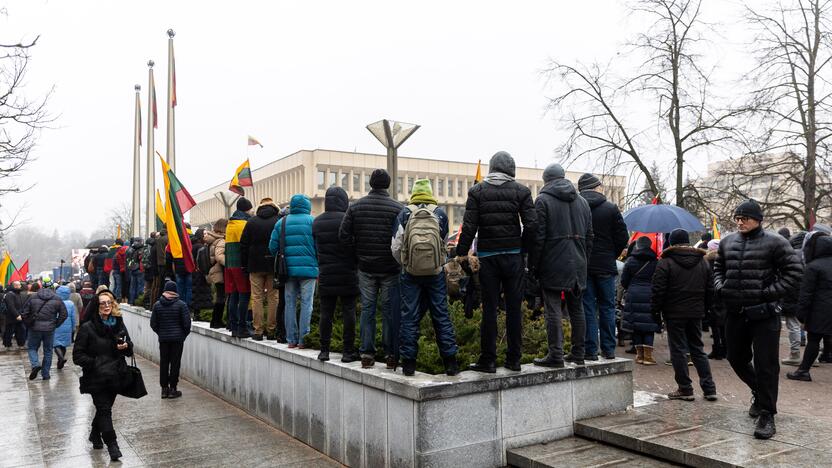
{"left": 0, "top": 27, "right": 53, "bottom": 230}
{"left": 100, "top": 202, "right": 135, "bottom": 240}
{"left": 546, "top": 0, "right": 740, "bottom": 208}
{"left": 740, "top": 0, "right": 832, "bottom": 228}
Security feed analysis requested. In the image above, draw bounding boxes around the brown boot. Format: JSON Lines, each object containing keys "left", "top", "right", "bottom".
{"left": 642, "top": 346, "right": 657, "bottom": 365}
{"left": 635, "top": 345, "right": 644, "bottom": 364}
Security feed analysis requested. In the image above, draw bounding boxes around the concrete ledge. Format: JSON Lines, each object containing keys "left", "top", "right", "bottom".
{"left": 122, "top": 305, "right": 633, "bottom": 467}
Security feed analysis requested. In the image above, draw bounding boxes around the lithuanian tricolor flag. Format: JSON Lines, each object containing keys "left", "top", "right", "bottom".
{"left": 474, "top": 159, "right": 483, "bottom": 183}
{"left": 155, "top": 189, "right": 166, "bottom": 232}
{"left": 229, "top": 159, "right": 253, "bottom": 196}
{"left": 159, "top": 155, "right": 197, "bottom": 272}
{"left": 0, "top": 253, "right": 16, "bottom": 287}
{"left": 712, "top": 216, "right": 721, "bottom": 240}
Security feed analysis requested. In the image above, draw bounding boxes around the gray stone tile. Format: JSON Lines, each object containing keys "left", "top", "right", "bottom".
{"left": 343, "top": 379, "right": 365, "bottom": 467}
{"left": 745, "top": 446, "right": 831, "bottom": 467}
{"left": 416, "top": 391, "right": 499, "bottom": 453}
{"left": 324, "top": 374, "right": 344, "bottom": 462}
{"left": 309, "top": 369, "right": 327, "bottom": 454}
{"left": 292, "top": 365, "right": 311, "bottom": 443}
{"left": 641, "top": 426, "right": 737, "bottom": 465}
{"left": 572, "top": 372, "right": 633, "bottom": 420}
{"left": 685, "top": 436, "right": 796, "bottom": 467}
{"left": 501, "top": 380, "right": 573, "bottom": 438}
{"left": 388, "top": 393, "right": 415, "bottom": 468}
{"left": 280, "top": 359, "right": 295, "bottom": 434}
{"left": 364, "top": 387, "right": 388, "bottom": 468}
{"left": 415, "top": 439, "right": 502, "bottom": 468}
{"left": 501, "top": 426, "right": 573, "bottom": 452}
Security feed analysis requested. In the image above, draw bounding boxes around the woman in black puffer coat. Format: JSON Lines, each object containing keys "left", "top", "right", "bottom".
{"left": 621, "top": 236, "right": 660, "bottom": 365}
{"left": 788, "top": 233, "right": 832, "bottom": 382}
{"left": 72, "top": 290, "right": 133, "bottom": 462}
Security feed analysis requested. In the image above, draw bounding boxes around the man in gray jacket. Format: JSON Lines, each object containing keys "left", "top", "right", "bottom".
{"left": 21, "top": 286, "right": 67, "bottom": 380}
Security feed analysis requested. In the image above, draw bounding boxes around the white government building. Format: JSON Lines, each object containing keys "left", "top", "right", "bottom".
{"left": 190, "top": 149, "right": 627, "bottom": 228}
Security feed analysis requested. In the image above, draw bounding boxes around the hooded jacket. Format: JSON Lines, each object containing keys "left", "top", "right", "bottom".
{"left": 72, "top": 311, "right": 133, "bottom": 394}
{"left": 313, "top": 187, "right": 359, "bottom": 296}
{"left": 580, "top": 190, "right": 629, "bottom": 276}
{"left": 225, "top": 210, "right": 252, "bottom": 269}
{"left": 150, "top": 294, "right": 192, "bottom": 342}
{"left": 269, "top": 195, "right": 319, "bottom": 279}
{"left": 530, "top": 178, "right": 593, "bottom": 291}
{"left": 21, "top": 288, "right": 68, "bottom": 333}
{"left": 203, "top": 229, "right": 226, "bottom": 285}
{"left": 338, "top": 188, "right": 403, "bottom": 275}
{"left": 651, "top": 245, "right": 713, "bottom": 320}
{"left": 797, "top": 235, "right": 832, "bottom": 335}
{"left": 2, "top": 288, "right": 23, "bottom": 320}
{"left": 621, "top": 241, "right": 660, "bottom": 333}
{"left": 53, "top": 285, "right": 77, "bottom": 347}
{"left": 455, "top": 157, "right": 537, "bottom": 257}
{"left": 240, "top": 203, "right": 280, "bottom": 273}
{"left": 714, "top": 227, "right": 802, "bottom": 308}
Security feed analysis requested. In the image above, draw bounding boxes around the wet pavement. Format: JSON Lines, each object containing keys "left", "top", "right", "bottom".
{"left": 0, "top": 346, "right": 342, "bottom": 468}
{"left": 630, "top": 323, "right": 832, "bottom": 421}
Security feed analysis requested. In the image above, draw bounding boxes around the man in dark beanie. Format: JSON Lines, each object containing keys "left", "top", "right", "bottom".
{"left": 456, "top": 151, "right": 537, "bottom": 373}
{"left": 150, "top": 280, "right": 191, "bottom": 398}
{"left": 339, "top": 168, "right": 403, "bottom": 369}
{"left": 714, "top": 199, "right": 802, "bottom": 439}
{"left": 651, "top": 229, "right": 717, "bottom": 402}
{"left": 579, "top": 172, "right": 629, "bottom": 360}
{"left": 225, "top": 197, "right": 253, "bottom": 338}
{"left": 530, "top": 163, "right": 593, "bottom": 368}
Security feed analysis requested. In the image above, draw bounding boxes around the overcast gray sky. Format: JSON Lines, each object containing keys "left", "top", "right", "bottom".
{"left": 2, "top": 0, "right": 747, "bottom": 236}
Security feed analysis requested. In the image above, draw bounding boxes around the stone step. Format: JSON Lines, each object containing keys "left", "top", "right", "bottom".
{"left": 574, "top": 403, "right": 832, "bottom": 467}
{"left": 507, "top": 436, "right": 680, "bottom": 467}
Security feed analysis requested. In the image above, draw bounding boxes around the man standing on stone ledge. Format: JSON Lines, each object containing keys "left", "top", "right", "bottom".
{"left": 714, "top": 199, "right": 802, "bottom": 440}
{"left": 529, "top": 163, "right": 592, "bottom": 369}
{"left": 456, "top": 151, "right": 537, "bottom": 373}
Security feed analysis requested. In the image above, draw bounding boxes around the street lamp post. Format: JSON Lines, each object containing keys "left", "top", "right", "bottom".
{"left": 366, "top": 119, "right": 420, "bottom": 200}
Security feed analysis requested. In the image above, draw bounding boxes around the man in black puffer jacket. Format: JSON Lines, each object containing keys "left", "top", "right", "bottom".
{"left": 456, "top": 151, "right": 537, "bottom": 373}
{"left": 714, "top": 199, "right": 802, "bottom": 440}
{"left": 240, "top": 198, "right": 283, "bottom": 341}
{"left": 530, "top": 163, "right": 593, "bottom": 368}
{"left": 579, "top": 173, "right": 629, "bottom": 360}
{"left": 150, "top": 281, "right": 191, "bottom": 398}
{"left": 21, "top": 287, "right": 67, "bottom": 380}
{"left": 651, "top": 229, "right": 716, "bottom": 403}
{"left": 314, "top": 187, "right": 359, "bottom": 363}
{"left": 339, "top": 169, "right": 403, "bottom": 369}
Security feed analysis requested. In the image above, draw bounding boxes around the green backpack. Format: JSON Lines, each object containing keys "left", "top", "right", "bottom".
{"left": 401, "top": 204, "right": 444, "bottom": 276}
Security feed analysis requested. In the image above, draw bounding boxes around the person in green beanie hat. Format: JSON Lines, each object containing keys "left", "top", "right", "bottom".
{"left": 391, "top": 179, "right": 459, "bottom": 376}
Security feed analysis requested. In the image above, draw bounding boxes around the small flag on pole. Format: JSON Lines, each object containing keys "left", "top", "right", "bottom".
{"left": 474, "top": 160, "right": 483, "bottom": 183}
{"left": 10, "top": 260, "right": 28, "bottom": 283}
{"left": 247, "top": 135, "right": 263, "bottom": 148}
{"left": 229, "top": 159, "right": 254, "bottom": 196}
{"left": 712, "top": 216, "right": 721, "bottom": 240}
{"left": 155, "top": 189, "right": 166, "bottom": 232}
{"left": 0, "top": 253, "right": 14, "bottom": 287}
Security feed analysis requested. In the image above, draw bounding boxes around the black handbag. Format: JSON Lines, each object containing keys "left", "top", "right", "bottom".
{"left": 119, "top": 355, "right": 148, "bottom": 399}
{"left": 274, "top": 215, "right": 289, "bottom": 287}
{"left": 741, "top": 302, "right": 776, "bottom": 321}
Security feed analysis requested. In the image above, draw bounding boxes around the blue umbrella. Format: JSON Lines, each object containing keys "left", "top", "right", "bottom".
{"left": 622, "top": 204, "right": 705, "bottom": 233}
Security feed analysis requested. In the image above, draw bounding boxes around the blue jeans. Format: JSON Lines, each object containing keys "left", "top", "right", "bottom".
{"left": 129, "top": 269, "right": 144, "bottom": 305}
{"left": 27, "top": 330, "right": 54, "bottom": 378}
{"left": 398, "top": 271, "right": 458, "bottom": 361}
{"left": 284, "top": 278, "right": 316, "bottom": 345}
{"left": 583, "top": 274, "right": 617, "bottom": 357}
{"left": 176, "top": 273, "right": 193, "bottom": 306}
{"left": 112, "top": 271, "right": 123, "bottom": 299}
{"left": 358, "top": 271, "right": 400, "bottom": 358}
{"left": 227, "top": 292, "right": 251, "bottom": 334}
{"left": 632, "top": 332, "right": 654, "bottom": 347}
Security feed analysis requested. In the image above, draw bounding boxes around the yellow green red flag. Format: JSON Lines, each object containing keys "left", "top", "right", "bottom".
{"left": 159, "top": 155, "right": 196, "bottom": 272}
{"left": 712, "top": 216, "right": 721, "bottom": 240}
{"left": 229, "top": 159, "right": 253, "bottom": 196}
{"left": 155, "top": 189, "right": 166, "bottom": 232}
{"left": 0, "top": 252, "right": 15, "bottom": 286}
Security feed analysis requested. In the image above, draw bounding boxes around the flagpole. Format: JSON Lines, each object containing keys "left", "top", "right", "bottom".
{"left": 248, "top": 140, "right": 256, "bottom": 203}
{"left": 145, "top": 61, "right": 156, "bottom": 238}
{"left": 132, "top": 84, "right": 142, "bottom": 239}
{"left": 166, "top": 29, "right": 176, "bottom": 172}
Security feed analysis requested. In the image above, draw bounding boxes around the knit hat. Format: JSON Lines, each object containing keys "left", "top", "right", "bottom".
{"left": 411, "top": 178, "right": 433, "bottom": 198}
{"left": 733, "top": 199, "right": 764, "bottom": 222}
{"left": 668, "top": 228, "right": 690, "bottom": 246}
{"left": 163, "top": 280, "right": 178, "bottom": 294}
{"left": 489, "top": 151, "right": 516, "bottom": 177}
{"left": 707, "top": 239, "right": 720, "bottom": 251}
{"left": 578, "top": 173, "right": 602, "bottom": 191}
{"left": 777, "top": 227, "right": 791, "bottom": 239}
{"left": 369, "top": 169, "right": 391, "bottom": 189}
{"left": 635, "top": 235, "right": 653, "bottom": 249}
{"left": 237, "top": 197, "right": 253, "bottom": 213}
{"left": 542, "top": 163, "right": 565, "bottom": 183}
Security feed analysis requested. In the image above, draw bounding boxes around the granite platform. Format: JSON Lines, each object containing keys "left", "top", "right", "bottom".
{"left": 121, "top": 305, "right": 634, "bottom": 467}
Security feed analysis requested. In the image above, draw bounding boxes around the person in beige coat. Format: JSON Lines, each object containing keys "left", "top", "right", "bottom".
{"left": 205, "top": 219, "right": 227, "bottom": 328}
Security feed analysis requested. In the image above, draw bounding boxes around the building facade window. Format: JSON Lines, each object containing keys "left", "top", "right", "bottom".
{"left": 317, "top": 169, "right": 325, "bottom": 189}
{"left": 458, "top": 180, "right": 464, "bottom": 197}
{"left": 408, "top": 176, "right": 415, "bottom": 192}
{"left": 353, "top": 173, "right": 360, "bottom": 193}
{"left": 365, "top": 174, "right": 371, "bottom": 192}
{"left": 397, "top": 176, "right": 403, "bottom": 194}
{"left": 328, "top": 171, "right": 337, "bottom": 187}
{"left": 438, "top": 178, "right": 444, "bottom": 197}
{"left": 341, "top": 171, "right": 349, "bottom": 189}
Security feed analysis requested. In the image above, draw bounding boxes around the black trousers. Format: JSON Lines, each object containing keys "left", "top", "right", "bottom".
{"left": 725, "top": 312, "right": 780, "bottom": 414}
{"left": 800, "top": 332, "right": 832, "bottom": 370}
{"left": 91, "top": 391, "right": 118, "bottom": 436}
{"left": 478, "top": 254, "right": 524, "bottom": 364}
{"left": 3, "top": 320, "right": 26, "bottom": 347}
{"left": 666, "top": 319, "right": 715, "bottom": 393}
{"left": 542, "top": 288, "right": 586, "bottom": 360}
{"left": 159, "top": 341, "right": 185, "bottom": 388}
{"left": 319, "top": 294, "right": 358, "bottom": 353}
{"left": 276, "top": 285, "right": 286, "bottom": 340}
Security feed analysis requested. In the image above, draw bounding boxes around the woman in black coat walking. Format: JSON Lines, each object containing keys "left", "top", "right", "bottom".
{"left": 72, "top": 290, "right": 133, "bottom": 462}
{"left": 150, "top": 281, "right": 191, "bottom": 397}
{"left": 621, "top": 236, "right": 660, "bottom": 365}
{"left": 788, "top": 233, "right": 832, "bottom": 382}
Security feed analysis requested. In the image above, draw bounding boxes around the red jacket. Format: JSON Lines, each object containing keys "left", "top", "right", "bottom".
{"left": 115, "top": 245, "right": 129, "bottom": 273}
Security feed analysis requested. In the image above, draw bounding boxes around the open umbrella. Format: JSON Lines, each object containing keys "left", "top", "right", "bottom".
{"left": 85, "top": 238, "right": 115, "bottom": 249}
{"left": 623, "top": 204, "right": 704, "bottom": 233}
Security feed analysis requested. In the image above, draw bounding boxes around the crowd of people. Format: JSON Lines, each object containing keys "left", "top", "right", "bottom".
{"left": 3, "top": 151, "right": 832, "bottom": 455}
